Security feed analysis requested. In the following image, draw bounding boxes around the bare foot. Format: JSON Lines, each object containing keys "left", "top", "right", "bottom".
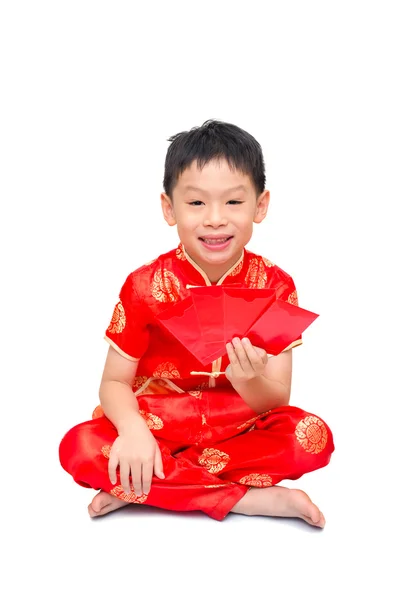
{"left": 88, "top": 490, "right": 129, "bottom": 518}
{"left": 231, "top": 486, "right": 326, "bottom": 528}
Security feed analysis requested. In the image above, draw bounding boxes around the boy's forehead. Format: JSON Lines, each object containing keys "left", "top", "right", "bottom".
{"left": 176, "top": 159, "right": 252, "bottom": 194}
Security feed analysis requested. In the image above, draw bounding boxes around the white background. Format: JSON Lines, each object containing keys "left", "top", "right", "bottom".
{"left": 1, "top": 1, "right": 395, "bottom": 598}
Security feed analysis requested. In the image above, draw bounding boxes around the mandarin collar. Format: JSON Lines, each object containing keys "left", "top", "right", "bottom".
{"left": 177, "top": 242, "right": 246, "bottom": 287}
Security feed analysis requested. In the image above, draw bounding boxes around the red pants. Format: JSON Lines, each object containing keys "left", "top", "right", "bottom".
{"left": 59, "top": 389, "right": 334, "bottom": 521}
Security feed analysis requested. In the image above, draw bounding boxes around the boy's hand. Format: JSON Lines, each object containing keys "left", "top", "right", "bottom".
{"left": 108, "top": 417, "right": 165, "bottom": 498}
{"left": 225, "top": 337, "right": 268, "bottom": 385}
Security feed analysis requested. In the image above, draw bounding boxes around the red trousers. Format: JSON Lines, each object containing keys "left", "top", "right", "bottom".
{"left": 59, "top": 389, "right": 334, "bottom": 521}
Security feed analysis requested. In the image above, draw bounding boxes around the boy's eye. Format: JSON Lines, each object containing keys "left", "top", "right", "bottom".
{"left": 227, "top": 200, "right": 243, "bottom": 205}
{"left": 188, "top": 200, "right": 204, "bottom": 206}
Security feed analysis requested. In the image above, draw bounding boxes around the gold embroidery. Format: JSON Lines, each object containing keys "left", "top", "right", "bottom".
{"left": 109, "top": 485, "right": 148, "bottom": 503}
{"left": 239, "top": 473, "right": 273, "bottom": 487}
{"left": 287, "top": 290, "right": 299, "bottom": 306}
{"left": 150, "top": 269, "right": 180, "bottom": 302}
{"left": 139, "top": 410, "right": 164, "bottom": 430}
{"left": 133, "top": 375, "right": 148, "bottom": 390}
{"left": 188, "top": 390, "right": 203, "bottom": 399}
{"left": 245, "top": 257, "right": 267, "bottom": 288}
{"left": 230, "top": 260, "right": 243, "bottom": 276}
{"left": 108, "top": 301, "right": 126, "bottom": 334}
{"left": 201, "top": 414, "right": 207, "bottom": 425}
{"left": 194, "top": 382, "right": 209, "bottom": 391}
{"left": 153, "top": 362, "right": 181, "bottom": 379}
{"left": 237, "top": 415, "right": 259, "bottom": 430}
{"left": 204, "top": 484, "right": 229, "bottom": 488}
{"left": 101, "top": 445, "right": 112, "bottom": 459}
{"left": 176, "top": 244, "right": 187, "bottom": 261}
{"left": 262, "top": 256, "right": 274, "bottom": 267}
{"left": 295, "top": 416, "right": 328, "bottom": 454}
{"left": 198, "top": 448, "right": 230, "bottom": 474}
{"left": 236, "top": 411, "right": 270, "bottom": 430}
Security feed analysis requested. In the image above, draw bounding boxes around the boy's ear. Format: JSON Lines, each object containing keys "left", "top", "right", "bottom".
{"left": 254, "top": 190, "right": 270, "bottom": 224}
{"left": 161, "top": 193, "right": 176, "bottom": 226}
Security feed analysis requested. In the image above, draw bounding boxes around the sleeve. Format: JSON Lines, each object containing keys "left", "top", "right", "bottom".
{"left": 275, "top": 275, "right": 303, "bottom": 352}
{"left": 104, "top": 273, "right": 150, "bottom": 361}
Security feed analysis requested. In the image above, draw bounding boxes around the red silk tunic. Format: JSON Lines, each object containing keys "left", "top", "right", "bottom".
{"left": 104, "top": 242, "right": 302, "bottom": 397}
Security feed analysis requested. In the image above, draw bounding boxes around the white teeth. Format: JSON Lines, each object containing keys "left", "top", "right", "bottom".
{"left": 202, "top": 237, "right": 229, "bottom": 244}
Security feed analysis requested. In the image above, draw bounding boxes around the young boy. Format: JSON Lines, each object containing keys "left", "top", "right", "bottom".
{"left": 59, "top": 120, "right": 334, "bottom": 527}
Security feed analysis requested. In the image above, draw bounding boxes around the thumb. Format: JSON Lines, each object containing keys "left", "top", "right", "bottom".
{"left": 154, "top": 445, "right": 165, "bottom": 479}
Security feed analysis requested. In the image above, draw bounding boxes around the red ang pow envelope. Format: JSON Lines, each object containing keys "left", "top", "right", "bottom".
{"left": 156, "top": 286, "right": 319, "bottom": 365}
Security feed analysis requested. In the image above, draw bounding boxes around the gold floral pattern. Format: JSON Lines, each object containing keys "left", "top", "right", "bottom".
{"left": 237, "top": 415, "right": 259, "bottom": 430}
{"left": 107, "top": 301, "right": 126, "bottom": 334}
{"left": 239, "top": 473, "right": 273, "bottom": 487}
{"left": 198, "top": 448, "right": 230, "bottom": 474}
{"left": 193, "top": 382, "right": 209, "bottom": 391}
{"left": 101, "top": 445, "right": 112, "bottom": 459}
{"left": 110, "top": 485, "right": 148, "bottom": 503}
{"left": 176, "top": 245, "right": 187, "bottom": 261}
{"left": 230, "top": 260, "right": 243, "bottom": 276}
{"left": 151, "top": 269, "right": 181, "bottom": 302}
{"left": 287, "top": 290, "right": 299, "bottom": 306}
{"left": 245, "top": 257, "right": 267, "bottom": 289}
{"left": 262, "top": 256, "right": 275, "bottom": 267}
{"left": 139, "top": 410, "right": 164, "bottom": 430}
{"left": 132, "top": 375, "right": 148, "bottom": 390}
{"left": 188, "top": 390, "right": 203, "bottom": 399}
{"left": 295, "top": 416, "right": 328, "bottom": 454}
{"left": 153, "top": 362, "right": 181, "bottom": 379}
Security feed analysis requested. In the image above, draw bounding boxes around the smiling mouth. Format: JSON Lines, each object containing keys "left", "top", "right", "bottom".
{"left": 199, "top": 236, "right": 233, "bottom": 245}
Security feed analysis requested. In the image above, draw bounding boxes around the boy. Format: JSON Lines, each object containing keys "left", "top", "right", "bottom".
{"left": 59, "top": 120, "right": 334, "bottom": 527}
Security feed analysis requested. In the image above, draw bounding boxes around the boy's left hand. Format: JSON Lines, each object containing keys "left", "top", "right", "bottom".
{"left": 225, "top": 337, "right": 268, "bottom": 385}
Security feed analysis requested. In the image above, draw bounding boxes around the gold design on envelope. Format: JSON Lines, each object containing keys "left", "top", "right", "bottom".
{"left": 150, "top": 269, "right": 181, "bottom": 302}
{"left": 176, "top": 244, "right": 187, "bottom": 261}
{"left": 153, "top": 362, "right": 181, "bottom": 379}
{"left": 110, "top": 485, "right": 148, "bottom": 503}
{"left": 245, "top": 257, "right": 267, "bottom": 289}
{"left": 108, "top": 301, "right": 126, "bottom": 334}
{"left": 198, "top": 448, "right": 230, "bottom": 474}
{"left": 139, "top": 410, "right": 164, "bottom": 430}
{"left": 239, "top": 473, "right": 273, "bottom": 487}
{"left": 287, "top": 290, "right": 299, "bottom": 306}
{"left": 295, "top": 416, "right": 328, "bottom": 454}
{"left": 101, "top": 445, "right": 112, "bottom": 459}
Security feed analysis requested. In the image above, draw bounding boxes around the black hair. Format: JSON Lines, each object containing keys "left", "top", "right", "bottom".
{"left": 163, "top": 119, "right": 265, "bottom": 199}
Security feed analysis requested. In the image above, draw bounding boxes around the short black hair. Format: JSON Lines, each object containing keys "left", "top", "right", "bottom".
{"left": 163, "top": 119, "right": 265, "bottom": 199}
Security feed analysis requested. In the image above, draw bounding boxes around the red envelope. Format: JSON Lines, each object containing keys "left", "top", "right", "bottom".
{"left": 156, "top": 287, "right": 319, "bottom": 365}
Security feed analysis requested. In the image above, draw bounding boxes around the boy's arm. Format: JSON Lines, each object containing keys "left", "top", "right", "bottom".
{"left": 226, "top": 339, "right": 292, "bottom": 414}
{"left": 99, "top": 346, "right": 145, "bottom": 434}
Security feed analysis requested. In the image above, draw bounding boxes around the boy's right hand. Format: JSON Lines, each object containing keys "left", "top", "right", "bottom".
{"left": 108, "top": 416, "right": 165, "bottom": 497}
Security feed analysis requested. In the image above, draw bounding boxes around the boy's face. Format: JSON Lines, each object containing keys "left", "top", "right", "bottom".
{"left": 161, "top": 158, "right": 270, "bottom": 282}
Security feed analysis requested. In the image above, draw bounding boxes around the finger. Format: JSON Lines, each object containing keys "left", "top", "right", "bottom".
{"left": 120, "top": 461, "right": 132, "bottom": 495}
{"left": 130, "top": 462, "right": 143, "bottom": 497}
{"left": 154, "top": 445, "right": 165, "bottom": 479}
{"left": 232, "top": 338, "right": 254, "bottom": 373}
{"left": 142, "top": 460, "right": 153, "bottom": 495}
{"left": 108, "top": 451, "right": 119, "bottom": 485}
{"left": 226, "top": 342, "right": 245, "bottom": 379}
{"left": 242, "top": 338, "right": 266, "bottom": 369}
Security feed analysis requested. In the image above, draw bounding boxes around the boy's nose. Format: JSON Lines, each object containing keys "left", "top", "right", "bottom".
{"left": 203, "top": 207, "right": 227, "bottom": 227}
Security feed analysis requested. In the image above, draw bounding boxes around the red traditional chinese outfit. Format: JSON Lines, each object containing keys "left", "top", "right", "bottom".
{"left": 59, "top": 243, "right": 334, "bottom": 520}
